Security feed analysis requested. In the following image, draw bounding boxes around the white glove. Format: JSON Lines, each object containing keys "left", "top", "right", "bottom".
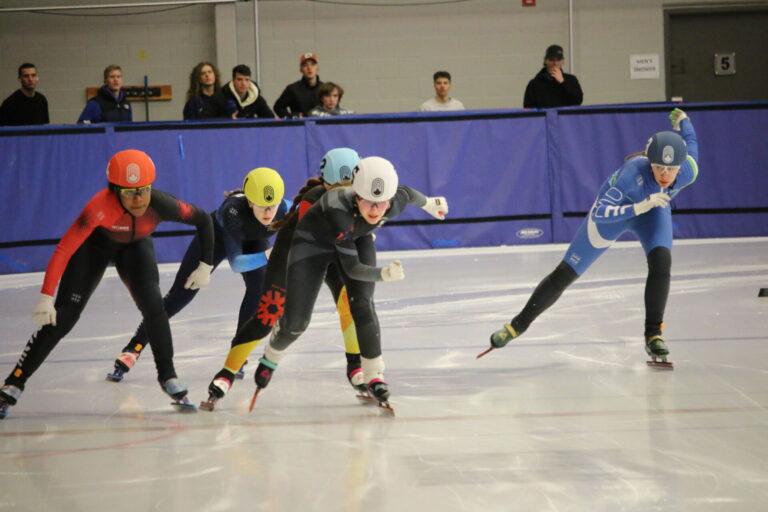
{"left": 669, "top": 108, "right": 688, "bottom": 131}
{"left": 380, "top": 260, "right": 405, "bottom": 282}
{"left": 421, "top": 196, "right": 449, "bottom": 220}
{"left": 33, "top": 294, "right": 56, "bottom": 326}
{"left": 633, "top": 192, "right": 670, "bottom": 216}
{"left": 184, "top": 262, "right": 213, "bottom": 290}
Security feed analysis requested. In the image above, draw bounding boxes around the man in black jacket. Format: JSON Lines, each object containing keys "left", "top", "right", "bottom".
{"left": 218, "top": 64, "right": 275, "bottom": 119}
{"left": 0, "top": 63, "right": 49, "bottom": 126}
{"left": 523, "top": 45, "right": 583, "bottom": 109}
{"left": 273, "top": 52, "right": 322, "bottom": 119}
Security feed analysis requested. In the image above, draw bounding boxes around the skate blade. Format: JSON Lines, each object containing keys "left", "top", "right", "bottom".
{"left": 248, "top": 389, "right": 262, "bottom": 412}
{"left": 199, "top": 399, "right": 217, "bottom": 412}
{"left": 356, "top": 393, "right": 378, "bottom": 405}
{"left": 105, "top": 371, "right": 124, "bottom": 382}
{"left": 377, "top": 401, "right": 395, "bottom": 416}
{"left": 646, "top": 360, "right": 674, "bottom": 370}
{"left": 476, "top": 347, "right": 494, "bottom": 359}
{"left": 171, "top": 397, "right": 197, "bottom": 413}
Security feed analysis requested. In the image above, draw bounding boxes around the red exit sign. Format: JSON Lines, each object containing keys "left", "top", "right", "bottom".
{"left": 523, "top": 0, "right": 536, "bottom": 6}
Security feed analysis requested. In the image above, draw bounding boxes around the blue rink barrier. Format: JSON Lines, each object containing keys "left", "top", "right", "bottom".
{"left": 1, "top": 102, "right": 767, "bottom": 275}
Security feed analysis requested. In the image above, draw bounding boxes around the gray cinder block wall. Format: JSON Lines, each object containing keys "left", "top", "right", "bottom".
{"left": 0, "top": 0, "right": 749, "bottom": 124}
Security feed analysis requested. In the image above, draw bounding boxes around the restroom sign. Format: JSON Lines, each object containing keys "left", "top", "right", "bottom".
{"left": 630, "top": 54, "right": 660, "bottom": 80}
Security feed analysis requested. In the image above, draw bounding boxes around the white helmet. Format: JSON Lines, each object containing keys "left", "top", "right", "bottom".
{"left": 352, "top": 156, "right": 399, "bottom": 201}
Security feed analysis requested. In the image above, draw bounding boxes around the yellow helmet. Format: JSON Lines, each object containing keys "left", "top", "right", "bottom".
{"left": 242, "top": 167, "right": 284, "bottom": 207}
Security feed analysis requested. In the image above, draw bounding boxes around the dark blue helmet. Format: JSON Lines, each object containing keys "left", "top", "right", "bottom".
{"left": 646, "top": 131, "right": 687, "bottom": 166}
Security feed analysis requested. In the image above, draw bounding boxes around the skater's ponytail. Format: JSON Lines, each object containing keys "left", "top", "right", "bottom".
{"left": 270, "top": 177, "right": 324, "bottom": 231}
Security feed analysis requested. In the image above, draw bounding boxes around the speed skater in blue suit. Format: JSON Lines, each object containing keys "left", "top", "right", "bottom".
{"left": 482, "top": 108, "right": 699, "bottom": 367}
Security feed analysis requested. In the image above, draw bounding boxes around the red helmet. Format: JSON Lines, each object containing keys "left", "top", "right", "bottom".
{"left": 106, "top": 149, "right": 156, "bottom": 188}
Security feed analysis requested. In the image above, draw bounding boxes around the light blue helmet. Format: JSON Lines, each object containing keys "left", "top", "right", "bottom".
{"left": 645, "top": 131, "right": 687, "bottom": 166}
{"left": 320, "top": 147, "right": 361, "bottom": 184}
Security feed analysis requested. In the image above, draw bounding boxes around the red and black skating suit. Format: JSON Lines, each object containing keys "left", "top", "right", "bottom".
{"left": 4, "top": 187, "right": 214, "bottom": 390}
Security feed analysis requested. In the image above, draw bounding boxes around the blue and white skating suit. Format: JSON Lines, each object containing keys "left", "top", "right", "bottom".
{"left": 563, "top": 119, "right": 699, "bottom": 275}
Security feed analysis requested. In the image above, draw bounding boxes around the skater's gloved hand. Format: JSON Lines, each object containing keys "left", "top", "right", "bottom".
{"left": 380, "top": 260, "right": 405, "bottom": 282}
{"left": 32, "top": 293, "right": 56, "bottom": 326}
{"left": 669, "top": 108, "right": 689, "bottom": 131}
{"left": 421, "top": 196, "right": 448, "bottom": 220}
{"left": 633, "top": 191, "right": 670, "bottom": 216}
{"left": 184, "top": 262, "right": 213, "bottom": 290}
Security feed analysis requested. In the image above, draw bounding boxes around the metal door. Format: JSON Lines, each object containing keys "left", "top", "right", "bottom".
{"left": 666, "top": 9, "right": 768, "bottom": 102}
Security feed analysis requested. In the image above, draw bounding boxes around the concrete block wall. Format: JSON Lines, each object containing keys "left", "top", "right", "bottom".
{"left": 0, "top": 0, "right": 758, "bottom": 125}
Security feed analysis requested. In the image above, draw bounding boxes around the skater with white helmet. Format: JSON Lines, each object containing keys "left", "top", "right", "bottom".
{"left": 0, "top": 149, "right": 214, "bottom": 418}
{"left": 251, "top": 156, "right": 449, "bottom": 413}
{"left": 106, "top": 167, "right": 290, "bottom": 382}
{"left": 481, "top": 108, "right": 698, "bottom": 369}
{"left": 201, "top": 148, "right": 372, "bottom": 410}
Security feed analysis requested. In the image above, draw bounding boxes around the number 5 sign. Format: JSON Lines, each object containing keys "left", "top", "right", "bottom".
{"left": 714, "top": 52, "right": 736, "bottom": 76}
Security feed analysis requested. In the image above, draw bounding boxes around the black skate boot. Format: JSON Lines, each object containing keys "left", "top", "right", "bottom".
{"left": 366, "top": 378, "right": 394, "bottom": 415}
{"left": 106, "top": 348, "right": 141, "bottom": 382}
{"left": 200, "top": 370, "right": 235, "bottom": 412}
{"left": 161, "top": 378, "right": 196, "bottom": 412}
{"left": 0, "top": 385, "right": 22, "bottom": 420}
{"left": 248, "top": 357, "right": 278, "bottom": 412}
{"left": 645, "top": 335, "right": 673, "bottom": 370}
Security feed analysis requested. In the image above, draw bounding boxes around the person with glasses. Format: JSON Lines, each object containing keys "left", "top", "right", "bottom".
{"left": 0, "top": 150, "right": 214, "bottom": 418}
{"left": 245, "top": 157, "right": 448, "bottom": 413}
{"left": 105, "top": 167, "right": 289, "bottom": 382}
{"left": 483, "top": 109, "right": 698, "bottom": 369}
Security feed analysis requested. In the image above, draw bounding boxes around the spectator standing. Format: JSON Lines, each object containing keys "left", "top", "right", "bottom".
{"left": 218, "top": 64, "right": 275, "bottom": 119}
{"left": 420, "top": 71, "right": 464, "bottom": 112}
{"left": 308, "top": 82, "right": 354, "bottom": 117}
{"left": 523, "top": 45, "right": 583, "bottom": 109}
{"left": 273, "top": 52, "right": 322, "bottom": 119}
{"left": 77, "top": 65, "right": 132, "bottom": 123}
{"left": 0, "top": 63, "right": 49, "bottom": 126}
{"left": 183, "top": 61, "right": 228, "bottom": 120}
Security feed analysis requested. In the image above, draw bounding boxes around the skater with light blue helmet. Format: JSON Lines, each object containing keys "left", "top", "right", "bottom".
{"left": 481, "top": 108, "right": 698, "bottom": 369}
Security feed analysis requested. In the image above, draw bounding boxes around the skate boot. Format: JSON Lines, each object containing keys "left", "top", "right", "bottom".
{"left": 0, "top": 385, "right": 22, "bottom": 420}
{"left": 645, "top": 335, "right": 673, "bottom": 370}
{"left": 200, "top": 370, "right": 235, "bottom": 412}
{"left": 235, "top": 360, "right": 248, "bottom": 380}
{"left": 106, "top": 349, "right": 140, "bottom": 382}
{"left": 348, "top": 366, "right": 368, "bottom": 393}
{"left": 366, "top": 378, "right": 394, "bottom": 415}
{"left": 248, "top": 357, "right": 278, "bottom": 412}
{"left": 346, "top": 353, "right": 368, "bottom": 394}
{"left": 477, "top": 323, "right": 520, "bottom": 358}
{"left": 161, "top": 378, "right": 196, "bottom": 412}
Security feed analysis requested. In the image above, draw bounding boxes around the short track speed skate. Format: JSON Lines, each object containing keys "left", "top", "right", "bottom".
{"left": 347, "top": 366, "right": 376, "bottom": 405}
{"left": 199, "top": 375, "right": 232, "bottom": 412}
{"left": 106, "top": 351, "right": 139, "bottom": 382}
{"left": 248, "top": 357, "right": 277, "bottom": 412}
{"left": 366, "top": 378, "right": 395, "bottom": 415}
{"left": 645, "top": 335, "right": 673, "bottom": 370}
{"left": 162, "top": 378, "right": 197, "bottom": 412}
{"left": 478, "top": 323, "right": 520, "bottom": 359}
{"left": 0, "top": 385, "right": 21, "bottom": 420}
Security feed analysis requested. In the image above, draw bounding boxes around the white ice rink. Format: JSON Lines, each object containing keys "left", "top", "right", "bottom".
{"left": 1, "top": 238, "right": 767, "bottom": 512}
